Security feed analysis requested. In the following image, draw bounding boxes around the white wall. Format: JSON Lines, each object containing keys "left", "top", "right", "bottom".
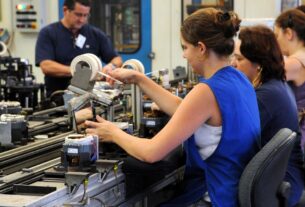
{"left": 151, "top": 0, "right": 187, "bottom": 79}
{"left": 151, "top": 0, "right": 282, "bottom": 80}
{"left": 0, "top": 0, "right": 59, "bottom": 84}
{"left": 234, "top": 0, "right": 281, "bottom": 18}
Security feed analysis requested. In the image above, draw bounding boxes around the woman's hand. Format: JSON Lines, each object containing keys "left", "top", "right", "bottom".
{"left": 151, "top": 102, "right": 161, "bottom": 111}
{"left": 108, "top": 68, "right": 140, "bottom": 85}
{"left": 74, "top": 107, "right": 93, "bottom": 124}
{"left": 85, "top": 115, "right": 120, "bottom": 142}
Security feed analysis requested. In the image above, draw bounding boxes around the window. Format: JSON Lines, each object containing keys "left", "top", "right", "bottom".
{"left": 89, "top": 0, "right": 140, "bottom": 53}
{"left": 281, "top": 0, "right": 300, "bottom": 11}
{"left": 184, "top": 0, "right": 234, "bottom": 16}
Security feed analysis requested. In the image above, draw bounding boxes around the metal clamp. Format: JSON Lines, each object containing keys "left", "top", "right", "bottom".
{"left": 65, "top": 172, "right": 90, "bottom": 194}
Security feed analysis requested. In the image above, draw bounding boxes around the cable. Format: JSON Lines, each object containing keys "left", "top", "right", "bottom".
{"left": 80, "top": 178, "right": 88, "bottom": 203}
{"left": 90, "top": 197, "right": 106, "bottom": 207}
{"left": 90, "top": 162, "right": 123, "bottom": 206}
{"left": 111, "top": 162, "right": 121, "bottom": 203}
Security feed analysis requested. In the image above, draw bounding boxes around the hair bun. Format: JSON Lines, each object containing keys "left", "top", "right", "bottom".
{"left": 216, "top": 11, "right": 240, "bottom": 38}
{"left": 217, "top": 12, "right": 231, "bottom": 22}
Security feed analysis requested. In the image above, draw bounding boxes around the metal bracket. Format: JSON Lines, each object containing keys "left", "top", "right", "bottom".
{"left": 96, "top": 159, "right": 120, "bottom": 172}
{"left": 96, "top": 159, "right": 121, "bottom": 183}
{"left": 65, "top": 172, "right": 90, "bottom": 194}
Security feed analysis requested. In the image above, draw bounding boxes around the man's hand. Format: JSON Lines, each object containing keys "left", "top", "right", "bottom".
{"left": 95, "top": 63, "right": 116, "bottom": 81}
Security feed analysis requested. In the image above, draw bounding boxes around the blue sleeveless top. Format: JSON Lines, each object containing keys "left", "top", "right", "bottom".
{"left": 161, "top": 66, "right": 260, "bottom": 207}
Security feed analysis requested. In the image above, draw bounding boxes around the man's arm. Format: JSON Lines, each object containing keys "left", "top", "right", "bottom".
{"left": 40, "top": 60, "right": 72, "bottom": 77}
{"left": 36, "top": 25, "right": 71, "bottom": 77}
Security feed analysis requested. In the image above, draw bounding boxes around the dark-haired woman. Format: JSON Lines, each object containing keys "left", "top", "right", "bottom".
{"left": 85, "top": 8, "right": 260, "bottom": 206}
{"left": 275, "top": 9, "right": 305, "bottom": 150}
{"left": 232, "top": 25, "right": 304, "bottom": 206}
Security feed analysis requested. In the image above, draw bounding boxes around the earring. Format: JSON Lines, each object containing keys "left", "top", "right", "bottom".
{"left": 252, "top": 66, "right": 262, "bottom": 88}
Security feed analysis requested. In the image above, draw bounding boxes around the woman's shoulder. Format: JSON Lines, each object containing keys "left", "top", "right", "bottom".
{"left": 291, "top": 49, "right": 305, "bottom": 59}
{"left": 256, "top": 80, "right": 293, "bottom": 104}
{"left": 208, "top": 66, "right": 252, "bottom": 89}
{"left": 204, "top": 66, "right": 245, "bottom": 82}
{"left": 256, "top": 79, "right": 284, "bottom": 93}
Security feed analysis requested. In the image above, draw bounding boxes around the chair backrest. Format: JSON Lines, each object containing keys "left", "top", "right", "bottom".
{"left": 239, "top": 128, "right": 297, "bottom": 207}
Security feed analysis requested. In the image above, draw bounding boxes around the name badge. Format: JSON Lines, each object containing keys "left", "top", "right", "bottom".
{"left": 75, "top": 34, "right": 86, "bottom": 49}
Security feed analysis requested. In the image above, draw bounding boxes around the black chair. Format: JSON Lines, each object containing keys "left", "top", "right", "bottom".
{"left": 239, "top": 128, "right": 297, "bottom": 207}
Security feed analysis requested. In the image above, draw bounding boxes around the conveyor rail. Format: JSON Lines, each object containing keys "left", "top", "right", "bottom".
{"left": 0, "top": 132, "right": 72, "bottom": 174}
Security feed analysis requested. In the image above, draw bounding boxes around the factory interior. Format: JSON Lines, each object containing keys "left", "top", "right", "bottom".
{"left": 0, "top": 0, "right": 305, "bottom": 206}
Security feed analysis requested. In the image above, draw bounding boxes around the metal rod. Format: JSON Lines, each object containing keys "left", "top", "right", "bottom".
{"left": 97, "top": 71, "right": 123, "bottom": 85}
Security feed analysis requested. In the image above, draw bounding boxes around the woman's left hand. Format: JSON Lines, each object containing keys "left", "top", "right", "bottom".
{"left": 85, "top": 115, "right": 120, "bottom": 142}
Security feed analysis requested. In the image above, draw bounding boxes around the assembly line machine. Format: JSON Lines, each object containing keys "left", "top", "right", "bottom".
{"left": 0, "top": 122, "right": 183, "bottom": 207}
{"left": 0, "top": 54, "right": 185, "bottom": 206}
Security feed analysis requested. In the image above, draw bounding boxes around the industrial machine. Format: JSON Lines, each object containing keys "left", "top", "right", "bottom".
{"left": 139, "top": 99, "right": 169, "bottom": 138}
{"left": 61, "top": 134, "right": 99, "bottom": 171}
{"left": 0, "top": 101, "right": 22, "bottom": 115}
{"left": 0, "top": 55, "right": 44, "bottom": 108}
{"left": 0, "top": 54, "right": 185, "bottom": 206}
{"left": 0, "top": 101, "right": 28, "bottom": 151}
{"left": 0, "top": 113, "right": 27, "bottom": 146}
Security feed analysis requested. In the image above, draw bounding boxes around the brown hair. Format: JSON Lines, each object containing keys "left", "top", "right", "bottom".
{"left": 275, "top": 8, "right": 305, "bottom": 43}
{"left": 296, "top": 5, "right": 305, "bottom": 13}
{"left": 238, "top": 25, "right": 286, "bottom": 83}
{"left": 181, "top": 8, "right": 241, "bottom": 57}
{"left": 64, "top": 0, "right": 91, "bottom": 10}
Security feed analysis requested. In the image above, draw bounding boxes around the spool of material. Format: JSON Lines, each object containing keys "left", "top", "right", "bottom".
{"left": 0, "top": 41, "right": 7, "bottom": 56}
{"left": 0, "top": 101, "right": 21, "bottom": 107}
{"left": 0, "top": 114, "right": 25, "bottom": 122}
{"left": 122, "top": 59, "right": 145, "bottom": 73}
{"left": 70, "top": 53, "right": 102, "bottom": 81}
{"left": 0, "top": 101, "right": 22, "bottom": 115}
{"left": 64, "top": 134, "right": 96, "bottom": 145}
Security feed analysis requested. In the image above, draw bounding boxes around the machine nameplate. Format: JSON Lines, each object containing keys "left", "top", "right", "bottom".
{"left": 67, "top": 148, "right": 78, "bottom": 154}
{"left": 146, "top": 120, "right": 156, "bottom": 126}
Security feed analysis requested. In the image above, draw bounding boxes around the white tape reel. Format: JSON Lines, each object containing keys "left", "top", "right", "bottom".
{"left": 70, "top": 53, "right": 102, "bottom": 81}
{"left": 122, "top": 59, "right": 145, "bottom": 73}
{"left": 0, "top": 41, "right": 7, "bottom": 56}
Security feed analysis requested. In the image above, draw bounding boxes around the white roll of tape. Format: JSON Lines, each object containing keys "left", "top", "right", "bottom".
{"left": 65, "top": 134, "right": 96, "bottom": 145}
{"left": 122, "top": 59, "right": 145, "bottom": 73}
{"left": 70, "top": 53, "right": 102, "bottom": 81}
{"left": 0, "top": 41, "right": 7, "bottom": 56}
{"left": 1, "top": 114, "right": 25, "bottom": 122}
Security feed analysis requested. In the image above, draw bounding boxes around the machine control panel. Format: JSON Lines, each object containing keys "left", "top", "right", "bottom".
{"left": 13, "top": 0, "right": 47, "bottom": 32}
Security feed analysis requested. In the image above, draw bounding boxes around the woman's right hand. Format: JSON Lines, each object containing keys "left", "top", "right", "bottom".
{"left": 108, "top": 68, "right": 142, "bottom": 85}
{"left": 85, "top": 115, "right": 121, "bottom": 143}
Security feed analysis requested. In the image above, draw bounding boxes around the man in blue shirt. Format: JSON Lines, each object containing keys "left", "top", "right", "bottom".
{"left": 35, "top": 0, "right": 122, "bottom": 96}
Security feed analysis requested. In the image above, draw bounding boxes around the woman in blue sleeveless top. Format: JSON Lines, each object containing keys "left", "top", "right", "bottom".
{"left": 232, "top": 25, "right": 304, "bottom": 207}
{"left": 85, "top": 8, "right": 260, "bottom": 206}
